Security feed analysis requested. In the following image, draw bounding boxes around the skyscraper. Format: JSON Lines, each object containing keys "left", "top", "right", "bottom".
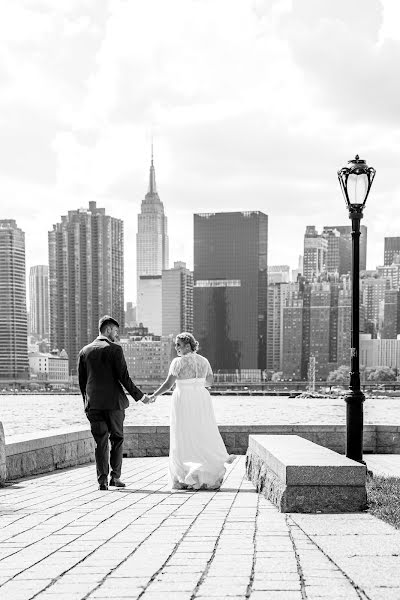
{"left": 125, "top": 302, "right": 136, "bottom": 328}
{"left": 377, "top": 258, "right": 400, "bottom": 289}
{"left": 137, "top": 275, "right": 162, "bottom": 335}
{"left": 361, "top": 276, "right": 389, "bottom": 333}
{"left": 267, "top": 283, "right": 284, "bottom": 372}
{"left": 384, "top": 237, "right": 400, "bottom": 266}
{"left": 268, "top": 282, "right": 301, "bottom": 375}
{"left": 120, "top": 335, "right": 174, "bottom": 381}
{"left": 303, "top": 226, "right": 327, "bottom": 280}
{"left": 48, "top": 201, "right": 124, "bottom": 373}
{"left": 308, "top": 282, "right": 332, "bottom": 380}
{"left": 323, "top": 225, "right": 367, "bottom": 274}
{"left": 136, "top": 150, "right": 169, "bottom": 297}
{"left": 162, "top": 261, "right": 193, "bottom": 339}
{"left": 194, "top": 211, "right": 268, "bottom": 371}
{"left": 382, "top": 289, "right": 400, "bottom": 339}
{"left": 291, "top": 255, "right": 303, "bottom": 283}
{"left": 299, "top": 279, "right": 342, "bottom": 379}
{"left": 268, "top": 265, "right": 290, "bottom": 283}
{"left": 267, "top": 281, "right": 296, "bottom": 372}
{"left": 0, "top": 220, "right": 29, "bottom": 380}
{"left": 337, "top": 283, "right": 352, "bottom": 367}
{"left": 29, "top": 265, "right": 49, "bottom": 338}
{"left": 281, "top": 286, "right": 303, "bottom": 379}
{"left": 322, "top": 228, "right": 340, "bottom": 274}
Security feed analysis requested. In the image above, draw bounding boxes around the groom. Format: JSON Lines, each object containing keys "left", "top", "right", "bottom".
{"left": 78, "top": 315, "right": 152, "bottom": 490}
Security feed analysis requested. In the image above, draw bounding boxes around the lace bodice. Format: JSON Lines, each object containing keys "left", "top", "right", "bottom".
{"left": 168, "top": 353, "right": 213, "bottom": 380}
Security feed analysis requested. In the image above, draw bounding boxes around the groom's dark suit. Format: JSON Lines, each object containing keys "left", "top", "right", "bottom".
{"left": 78, "top": 335, "right": 144, "bottom": 485}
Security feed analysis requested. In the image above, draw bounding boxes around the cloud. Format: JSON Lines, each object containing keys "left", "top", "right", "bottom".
{"left": 279, "top": 0, "right": 400, "bottom": 125}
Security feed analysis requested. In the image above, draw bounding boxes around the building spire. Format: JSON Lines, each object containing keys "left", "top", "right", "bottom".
{"left": 148, "top": 140, "right": 157, "bottom": 195}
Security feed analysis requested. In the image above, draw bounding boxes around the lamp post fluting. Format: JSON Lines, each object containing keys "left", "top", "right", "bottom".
{"left": 337, "top": 155, "right": 376, "bottom": 462}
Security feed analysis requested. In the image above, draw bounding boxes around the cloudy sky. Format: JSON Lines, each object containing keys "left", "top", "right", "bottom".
{"left": 1, "top": 0, "right": 400, "bottom": 302}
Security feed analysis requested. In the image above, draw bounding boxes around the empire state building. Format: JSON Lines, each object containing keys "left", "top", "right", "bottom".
{"left": 136, "top": 151, "right": 169, "bottom": 332}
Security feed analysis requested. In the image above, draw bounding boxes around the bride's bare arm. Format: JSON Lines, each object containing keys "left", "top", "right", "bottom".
{"left": 205, "top": 359, "right": 214, "bottom": 387}
{"left": 205, "top": 373, "right": 214, "bottom": 387}
{"left": 151, "top": 374, "right": 177, "bottom": 398}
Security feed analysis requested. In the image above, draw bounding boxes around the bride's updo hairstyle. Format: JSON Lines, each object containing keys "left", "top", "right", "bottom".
{"left": 176, "top": 332, "right": 199, "bottom": 352}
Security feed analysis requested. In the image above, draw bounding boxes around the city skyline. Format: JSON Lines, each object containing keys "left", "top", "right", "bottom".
{"left": 17, "top": 196, "right": 400, "bottom": 309}
{"left": 2, "top": 1, "right": 400, "bottom": 303}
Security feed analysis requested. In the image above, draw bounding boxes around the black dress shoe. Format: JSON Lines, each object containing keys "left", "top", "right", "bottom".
{"left": 109, "top": 478, "right": 126, "bottom": 488}
{"left": 99, "top": 483, "right": 108, "bottom": 490}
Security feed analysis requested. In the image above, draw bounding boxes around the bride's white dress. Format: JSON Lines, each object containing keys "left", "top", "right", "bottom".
{"left": 168, "top": 352, "right": 233, "bottom": 490}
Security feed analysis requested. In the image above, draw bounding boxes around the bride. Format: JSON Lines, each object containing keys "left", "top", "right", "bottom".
{"left": 150, "top": 332, "right": 235, "bottom": 490}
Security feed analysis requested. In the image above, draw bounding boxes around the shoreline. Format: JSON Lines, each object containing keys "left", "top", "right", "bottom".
{"left": 2, "top": 390, "right": 400, "bottom": 399}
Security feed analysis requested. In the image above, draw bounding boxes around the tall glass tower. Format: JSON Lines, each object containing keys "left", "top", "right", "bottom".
{"left": 0, "top": 220, "right": 29, "bottom": 380}
{"left": 193, "top": 211, "right": 268, "bottom": 371}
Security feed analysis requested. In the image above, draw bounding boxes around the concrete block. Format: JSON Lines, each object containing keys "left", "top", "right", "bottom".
{"left": 147, "top": 447, "right": 169, "bottom": 457}
{"left": 5, "top": 430, "right": 95, "bottom": 480}
{"left": 375, "top": 425, "right": 400, "bottom": 432}
{"left": 133, "top": 449, "right": 147, "bottom": 457}
{"left": 231, "top": 447, "right": 246, "bottom": 455}
{"left": 155, "top": 426, "right": 169, "bottom": 433}
{"left": 219, "top": 425, "right": 249, "bottom": 433}
{"left": 123, "top": 434, "right": 139, "bottom": 455}
{"left": 314, "top": 432, "right": 345, "bottom": 453}
{"left": 124, "top": 425, "right": 157, "bottom": 433}
{"left": 294, "top": 425, "right": 341, "bottom": 433}
{"left": 138, "top": 433, "right": 169, "bottom": 449}
{"left": 236, "top": 433, "right": 250, "bottom": 449}
{"left": 220, "top": 433, "right": 235, "bottom": 449}
{"left": 376, "top": 431, "right": 400, "bottom": 450}
{"left": 246, "top": 435, "right": 367, "bottom": 513}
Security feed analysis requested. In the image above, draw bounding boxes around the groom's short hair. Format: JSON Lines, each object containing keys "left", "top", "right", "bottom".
{"left": 99, "top": 315, "right": 119, "bottom": 333}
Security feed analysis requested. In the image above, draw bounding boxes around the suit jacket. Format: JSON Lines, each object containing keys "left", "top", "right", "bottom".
{"left": 78, "top": 336, "right": 143, "bottom": 411}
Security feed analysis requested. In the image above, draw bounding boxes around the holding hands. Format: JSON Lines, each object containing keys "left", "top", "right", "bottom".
{"left": 140, "top": 394, "right": 156, "bottom": 404}
{"left": 140, "top": 373, "right": 175, "bottom": 405}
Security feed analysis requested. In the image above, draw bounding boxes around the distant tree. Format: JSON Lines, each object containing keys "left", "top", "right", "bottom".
{"left": 327, "top": 365, "right": 349, "bottom": 386}
{"left": 271, "top": 371, "right": 283, "bottom": 382}
{"left": 366, "top": 367, "right": 396, "bottom": 382}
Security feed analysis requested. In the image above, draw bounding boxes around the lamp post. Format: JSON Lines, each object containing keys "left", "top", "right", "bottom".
{"left": 337, "top": 155, "right": 376, "bottom": 462}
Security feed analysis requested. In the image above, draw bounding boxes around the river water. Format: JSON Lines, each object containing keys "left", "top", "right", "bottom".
{"left": 1, "top": 394, "right": 400, "bottom": 441}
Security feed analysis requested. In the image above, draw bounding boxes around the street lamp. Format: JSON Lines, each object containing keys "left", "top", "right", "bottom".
{"left": 337, "top": 155, "right": 376, "bottom": 462}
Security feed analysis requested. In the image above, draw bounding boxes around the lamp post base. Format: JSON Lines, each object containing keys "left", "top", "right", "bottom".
{"left": 344, "top": 390, "right": 365, "bottom": 464}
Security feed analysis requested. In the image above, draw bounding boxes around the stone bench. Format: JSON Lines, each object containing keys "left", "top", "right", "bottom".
{"left": 245, "top": 434, "right": 367, "bottom": 513}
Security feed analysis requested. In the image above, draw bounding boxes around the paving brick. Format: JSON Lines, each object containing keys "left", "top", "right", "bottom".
{"left": 250, "top": 592, "right": 302, "bottom": 599}
{"left": 252, "top": 579, "right": 301, "bottom": 591}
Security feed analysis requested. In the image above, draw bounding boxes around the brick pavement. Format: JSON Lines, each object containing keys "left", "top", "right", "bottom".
{"left": 1, "top": 456, "right": 400, "bottom": 599}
